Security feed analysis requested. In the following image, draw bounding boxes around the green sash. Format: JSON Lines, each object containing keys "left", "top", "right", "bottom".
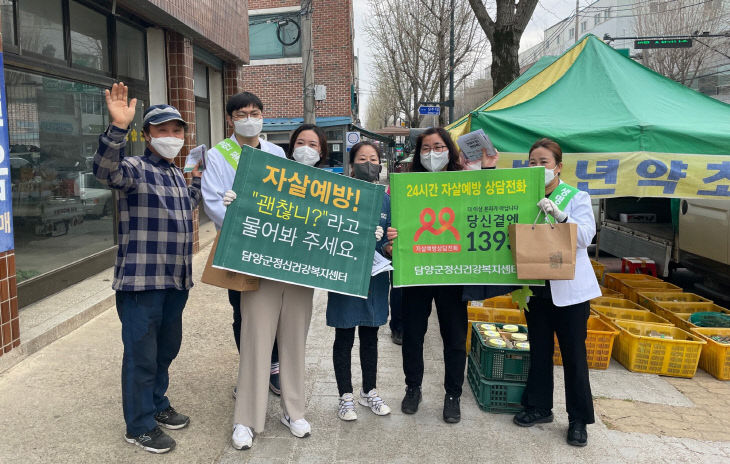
{"left": 548, "top": 182, "right": 580, "bottom": 212}
{"left": 214, "top": 139, "right": 242, "bottom": 170}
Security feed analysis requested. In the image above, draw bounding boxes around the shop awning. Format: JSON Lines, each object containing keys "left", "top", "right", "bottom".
{"left": 263, "top": 116, "right": 352, "bottom": 132}
{"left": 348, "top": 124, "right": 395, "bottom": 147}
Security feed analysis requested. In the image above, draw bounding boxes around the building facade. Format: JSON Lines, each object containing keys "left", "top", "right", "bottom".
{"left": 0, "top": 0, "right": 251, "bottom": 356}
{"left": 242, "top": 0, "right": 357, "bottom": 168}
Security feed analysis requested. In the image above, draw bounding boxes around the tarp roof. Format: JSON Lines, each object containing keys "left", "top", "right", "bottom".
{"left": 448, "top": 34, "right": 730, "bottom": 155}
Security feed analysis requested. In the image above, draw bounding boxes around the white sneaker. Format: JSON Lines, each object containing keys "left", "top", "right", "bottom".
{"left": 232, "top": 424, "right": 253, "bottom": 450}
{"left": 338, "top": 393, "right": 358, "bottom": 421}
{"left": 359, "top": 388, "right": 391, "bottom": 416}
{"left": 281, "top": 414, "right": 311, "bottom": 438}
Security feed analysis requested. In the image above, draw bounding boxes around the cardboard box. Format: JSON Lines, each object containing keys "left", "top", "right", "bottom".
{"left": 619, "top": 213, "right": 657, "bottom": 223}
{"left": 201, "top": 233, "right": 259, "bottom": 291}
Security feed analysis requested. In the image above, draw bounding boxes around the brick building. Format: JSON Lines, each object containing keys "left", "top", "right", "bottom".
{"left": 243, "top": 0, "right": 357, "bottom": 167}
{"left": 0, "top": 0, "right": 251, "bottom": 356}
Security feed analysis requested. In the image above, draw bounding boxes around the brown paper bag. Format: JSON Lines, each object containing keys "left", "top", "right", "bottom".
{"left": 201, "top": 233, "right": 259, "bottom": 291}
{"left": 508, "top": 219, "right": 578, "bottom": 280}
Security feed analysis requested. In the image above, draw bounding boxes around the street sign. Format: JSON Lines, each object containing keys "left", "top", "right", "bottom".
{"left": 634, "top": 39, "right": 692, "bottom": 49}
{"left": 418, "top": 105, "right": 441, "bottom": 115}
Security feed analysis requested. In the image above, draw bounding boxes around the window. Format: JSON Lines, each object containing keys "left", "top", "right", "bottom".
{"left": 249, "top": 12, "right": 301, "bottom": 60}
{"left": 568, "top": 28, "right": 575, "bottom": 39}
{"left": 193, "top": 61, "right": 211, "bottom": 148}
{"left": 70, "top": 1, "right": 110, "bottom": 72}
{"left": 604, "top": 8, "right": 611, "bottom": 19}
{"left": 117, "top": 20, "right": 146, "bottom": 80}
{"left": 594, "top": 13, "right": 601, "bottom": 25}
{"left": 194, "top": 61, "right": 208, "bottom": 99}
{"left": 18, "top": 0, "right": 64, "bottom": 60}
{"left": 1, "top": 0, "right": 16, "bottom": 47}
{"left": 581, "top": 21, "right": 587, "bottom": 33}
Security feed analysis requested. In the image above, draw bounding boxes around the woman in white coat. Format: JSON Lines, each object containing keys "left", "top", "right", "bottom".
{"left": 512, "top": 138, "right": 601, "bottom": 447}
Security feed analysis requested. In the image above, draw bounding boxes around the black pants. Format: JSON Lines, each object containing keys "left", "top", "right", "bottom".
{"left": 333, "top": 326, "right": 379, "bottom": 396}
{"left": 402, "top": 285, "right": 467, "bottom": 397}
{"left": 522, "top": 295, "right": 595, "bottom": 423}
{"left": 389, "top": 273, "right": 403, "bottom": 333}
{"left": 229, "top": 289, "right": 278, "bottom": 363}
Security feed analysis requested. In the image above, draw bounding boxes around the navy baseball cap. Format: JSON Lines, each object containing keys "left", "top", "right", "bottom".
{"left": 143, "top": 104, "right": 188, "bottom": 127}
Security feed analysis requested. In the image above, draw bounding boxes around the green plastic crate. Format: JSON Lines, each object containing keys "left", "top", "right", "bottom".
{"left": 469, "top": 322, "right": 530, "bottom": 382}
{"left": 467, "top": 354, "right": 525, "bottom": 414}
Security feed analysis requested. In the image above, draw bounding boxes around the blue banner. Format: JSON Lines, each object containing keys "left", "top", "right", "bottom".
{"left": 0, "top": 53, "right": 14, "bottom": 252}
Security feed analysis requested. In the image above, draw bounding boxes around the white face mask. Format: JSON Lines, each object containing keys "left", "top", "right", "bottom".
{"left": 421, "top": 150, "right": 449, "bottom": 172}
{"left": 292, "top": 146, "right": 321, "bottom": 166}
{"left": 545, "top": 167, "right": 558, "bottom": 186}
{"left": 150, "top": 137, "right": 185, "bottom": 160}
{"left": 234, "top": 117, "right": 263, "bottom": 138}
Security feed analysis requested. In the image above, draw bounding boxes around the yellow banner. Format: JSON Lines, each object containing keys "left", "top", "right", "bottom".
{"left": 494, "top": 152, "right": 730, "bottom": 199}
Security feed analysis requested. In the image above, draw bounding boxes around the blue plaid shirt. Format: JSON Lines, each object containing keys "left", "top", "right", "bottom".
{"left": 93, "top": 125, "right": 202, "bottom": 291}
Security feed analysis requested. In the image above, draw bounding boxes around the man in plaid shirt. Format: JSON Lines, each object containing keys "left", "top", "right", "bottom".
{"left": 94, "top": 83, "right": 202, "bottom": 454}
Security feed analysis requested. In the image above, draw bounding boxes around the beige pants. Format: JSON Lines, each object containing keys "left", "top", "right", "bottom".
{"left": 233, "top": 278, "right": 313, "bottom": 432}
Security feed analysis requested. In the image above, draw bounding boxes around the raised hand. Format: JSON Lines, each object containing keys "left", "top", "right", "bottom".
{"left": 105, "top": 82, "right": 137, "bottom": 130}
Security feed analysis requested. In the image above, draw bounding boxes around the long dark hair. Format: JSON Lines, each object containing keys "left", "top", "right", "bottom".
{"left": 411, "top": 127, "right": 462, "bottom": 172}
{"left": 287, "top": 124, "right": 329, "bottom": 165}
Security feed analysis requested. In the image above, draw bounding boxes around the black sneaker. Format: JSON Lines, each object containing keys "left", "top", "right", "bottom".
{"left": 155, "top": 406, "right": 190, "bottom": 430}
{"left": 513, "top": 408, "right": 554, "bottom": 427}
{"left": 391, "top": 330, "right": 403, "bottom": 345}
{"left": 567, "top": 420, "right": 588, "bottom": 447}
{"left": 125, "top": 426, "right": 176, "bottom": 454}
{"left": 401, "top": 386, "right": 422, "bottom": 414}
{"left": 443, "top": 395, "right": 461, "bottom": 424}
{"left": 269, "top": 362, "right": 281, "bottom": 396}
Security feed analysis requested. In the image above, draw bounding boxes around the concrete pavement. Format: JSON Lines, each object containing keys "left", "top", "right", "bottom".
{"left": 1, "top": 240, "right": 729, "bottom": 463}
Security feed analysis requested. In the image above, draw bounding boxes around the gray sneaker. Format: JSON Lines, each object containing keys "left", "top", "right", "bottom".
{"left": 155, "top": 406, "right": 190, "bottom": 430}
{"left": 125, "top": 426, "right": 176, "bottom": 454}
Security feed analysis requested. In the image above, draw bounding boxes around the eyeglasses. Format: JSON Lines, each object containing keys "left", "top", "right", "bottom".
{"left": 421, "top": 144, "right": 447, "bottom": 152}
{"left": 232, "top": 111, "right": 262, "bottom": 119}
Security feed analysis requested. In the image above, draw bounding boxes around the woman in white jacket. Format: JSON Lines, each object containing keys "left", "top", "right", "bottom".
{"left": 512, "top": 138, "right": 601, "bottom": 448}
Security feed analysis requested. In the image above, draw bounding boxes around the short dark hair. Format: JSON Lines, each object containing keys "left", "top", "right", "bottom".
{"left": 349, "top": 141, "right": 382, "bottom": 164}
{"left": 529, "top": 138, "right": 563, "bottom": 164}
{"left": 411, "top": 127, "right": 462, "bottom": 172}
{"left": 287, "top": 124, "right": 328, "bottom": 166}
{"left": 226, "top": 92, "right": 263, "bottom": 116}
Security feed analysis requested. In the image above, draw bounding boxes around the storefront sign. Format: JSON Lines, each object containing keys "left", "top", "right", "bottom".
{"left": 496, "top": 152, "right": 730, "bottom": 198}
{"left": 0, "top": 53, "right": 14, "bottom": 253}
{"left": 390, "top": 167, "right": 544, "bottom": 287}
{"left": 214, "top": 146, "right": 385, "bottom": 298}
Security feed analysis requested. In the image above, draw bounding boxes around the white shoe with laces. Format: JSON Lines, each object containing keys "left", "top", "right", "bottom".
{"left": 232, "top": 424, "right": 253, "bottom": 450}
{"left": 359, "top": 388, "right": 391, "bottom": 416}
{"left": 281, "top": 414, "right": 311, "bottom": 438}
{"left": 338, "top": 393, "right": 358, "bottom": 421}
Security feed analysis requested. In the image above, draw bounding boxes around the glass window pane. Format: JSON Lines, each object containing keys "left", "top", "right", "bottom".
{"left": 195, "top": 104, "right": 211, "bottom": 149}
{"left": 70, "top": 1, "right": 109, "bottom": 72}
{"left": 194, "top": 62, "right": 208, "bottom": 98}
{"left": 117, "top": 20, "right": 146, "bottom": 80}
{"left": 250, "top": 13, "right": 301, "bottom": 60}
{"left": 6, "top": 70, "right": 117, "bottom": 282}
{"left": 18, "top": 0, "right": 64, "bottom": 60}
{"left": 1, "top": 1, "right": 16, "bottom": 47}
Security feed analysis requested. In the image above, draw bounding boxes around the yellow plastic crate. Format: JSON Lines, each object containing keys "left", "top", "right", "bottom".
{"left": 663, "top": 304, "right": 730, "bottom": 331}
{"left": 690, "top": 327, "right": 730, "bottom": 380}
{"left": 635, "top": 291, "right": 713, "bottom": 313}
{"left": 590, "top": 259, "right": 606, "bottom": 283}
{"left": 604, "top": 273, "right": 661, "bottom": 292}
{"left": 467, "top": 306, "right": 526, "bottom": 324}
{"left": 469, "top": 295, "right": 519, "bottom": 309}
{"left": 592, "top": 306, "right": 673, "bottom": 326}
{"left": 590, "top": 297, "right": 646, "bottom": 310}
{"left": 619, "top": 280, "right": 683, "bottom": 303}
{"left": 597, "top": 285, "right": 624, "bottom": 299}
{"left": 553, "top": 316, "right": 619, "bottom": 369}
{"left": 613, "top": 320, "right": 706, "bottom": 378}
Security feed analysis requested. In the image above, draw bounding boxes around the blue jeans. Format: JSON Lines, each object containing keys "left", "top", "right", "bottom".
{"left": 116, "top": 289, "right": 189, "bottom": 436}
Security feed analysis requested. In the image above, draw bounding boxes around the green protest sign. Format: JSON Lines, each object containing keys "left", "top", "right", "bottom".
{"left": 390, "top": 167, "right": 544, "bottom": 286}
{"left": 214, "top": 146, "right": 385, "bottom": 298}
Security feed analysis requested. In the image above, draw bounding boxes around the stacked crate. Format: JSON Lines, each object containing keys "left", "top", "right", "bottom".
{"left": 466, "top": 296, "right": 523, "bottom": 353}
{"left": 467, "top": 322, "right": 529, "bottom": 413}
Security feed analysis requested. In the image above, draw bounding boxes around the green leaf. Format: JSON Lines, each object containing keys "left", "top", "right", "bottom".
{"left": 511, "top": 285, "right": 533, "bottom": 312}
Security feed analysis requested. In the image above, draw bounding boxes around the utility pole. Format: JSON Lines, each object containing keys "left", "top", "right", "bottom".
{"left": 574, "top": 0, "right": 579, "bottom": 43}
{"left": 448, "top": 0, "right": 455, "bottom": 124}
{"left": 301, "top": 0, "right": 315, "bottom": 124}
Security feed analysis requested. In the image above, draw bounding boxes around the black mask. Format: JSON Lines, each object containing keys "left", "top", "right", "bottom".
{"left": 352, "top": 162, "right": 381, "bottom": 182}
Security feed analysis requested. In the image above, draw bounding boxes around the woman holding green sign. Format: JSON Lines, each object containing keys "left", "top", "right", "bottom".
{"left": 326, "top": 141, "right": 392, "bottom": 421}
{"left": 512, "top": 138, "right": 601, "bottom": 447}
{"left": 387, "top": 127, "right": 497, "bottom": 424}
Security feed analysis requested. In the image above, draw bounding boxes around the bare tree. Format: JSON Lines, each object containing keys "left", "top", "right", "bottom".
{"left": 365, "top": 0, "right": 486, "bottom": 127}
{"left": 365, "top": 78, "right": 400, "bottom": 130}
{"left": 467, "top": 0, "right": 539, "bottom": 94}
{"left": 634, "top": 0, "right": 730, "bottom": 85}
